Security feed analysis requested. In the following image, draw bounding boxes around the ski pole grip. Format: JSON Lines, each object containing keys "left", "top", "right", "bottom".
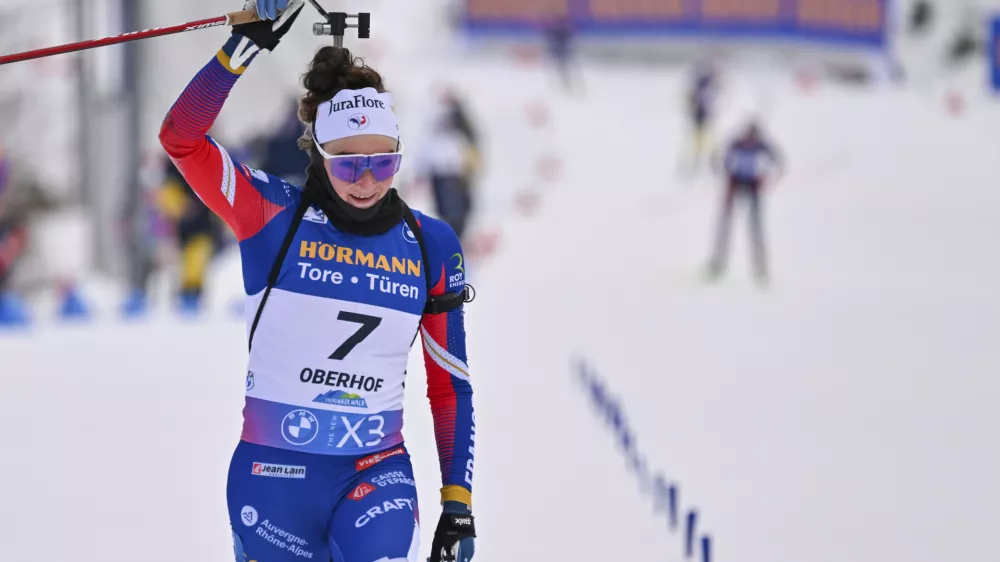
{"left": 226, "top": 10, "right": 262, "bottom": 26}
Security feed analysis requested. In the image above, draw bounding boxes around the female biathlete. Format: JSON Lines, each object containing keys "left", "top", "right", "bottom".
{"left": 158, "top": 2, "right": 477, "bottom": 561}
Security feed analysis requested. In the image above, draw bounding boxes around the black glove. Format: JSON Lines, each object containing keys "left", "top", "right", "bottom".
{"left": 428, "top": 510, "right": 476, "bottom": 562}
{"left": 232, "top": 0, "right": 304, "bottom": 51}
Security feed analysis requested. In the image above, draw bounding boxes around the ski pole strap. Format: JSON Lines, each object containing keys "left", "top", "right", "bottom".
{"left": 248, "top": 195, "right": 311, "bottom": 352}
{"left": 400, "top": 202, "right": 474, "bottom": 316}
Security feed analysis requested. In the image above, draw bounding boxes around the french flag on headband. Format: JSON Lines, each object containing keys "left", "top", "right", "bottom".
{"left": 314, "top": 87, "right": 399, "bottom": 145}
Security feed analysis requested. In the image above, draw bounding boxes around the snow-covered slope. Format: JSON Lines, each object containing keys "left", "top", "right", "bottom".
{"left": 2, "top": 3, "right": 999, "bottom": 561}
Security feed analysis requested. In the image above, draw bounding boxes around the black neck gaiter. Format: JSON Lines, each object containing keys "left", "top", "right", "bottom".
{"left": 303, "top": 160, "right": 404, "bottom": 237}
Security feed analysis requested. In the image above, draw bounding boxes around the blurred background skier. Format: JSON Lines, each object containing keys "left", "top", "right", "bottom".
{"left": 417, "top": 87, "right": 482, "bottom": 245}
{"left": 680, "top": 60, "right": 720, "bottom": 176}
{"left": 154, "top": 156, "right": 229, "bottom": 313}
{"left": 705, "top": 119, "right": 784, "bottom": 286}
{"left": 545, "top": 14, "right": 581, "bottom": 93}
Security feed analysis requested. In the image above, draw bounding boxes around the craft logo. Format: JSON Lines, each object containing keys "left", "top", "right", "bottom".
{"left": 313, "top": 390, "right": 369, "bottom": 408}
{"left": 356, "top": 446, "right": 406, "bottom": 471}
{"left": 354, "top": 498, "right": 415, "bottom": 527}
{"left": 281, "top": 409, "right": 320, "bottom": 446}
{"left": 252, "top": 462, "right": 307, "bottom": 479}
{"left": 348, "top": 114, "right": 370, "bottom": 130}
{"left": 347, "top": 482, "right": 376, "bottom": 500}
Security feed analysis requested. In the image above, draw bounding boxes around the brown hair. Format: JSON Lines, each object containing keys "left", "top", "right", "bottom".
{"left": 298, "top": 46, "right": 387, "bottom": 152}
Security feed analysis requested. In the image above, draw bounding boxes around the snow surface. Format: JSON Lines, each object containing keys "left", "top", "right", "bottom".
{"left": 2, "top": 2, "right": 1000, "bottom": 561}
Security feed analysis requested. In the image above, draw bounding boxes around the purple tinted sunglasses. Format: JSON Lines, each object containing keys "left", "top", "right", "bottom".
{"left": 315, "top": 138, "right": 404, "bottom": 183}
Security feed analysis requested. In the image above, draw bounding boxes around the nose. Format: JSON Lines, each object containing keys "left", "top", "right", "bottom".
{"left": 355, "top": 170, "right": 377, "bottom": 188}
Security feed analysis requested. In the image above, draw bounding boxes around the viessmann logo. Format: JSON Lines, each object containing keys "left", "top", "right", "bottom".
{"left": 355, "top": 446, "right": 405, "bottom": 471}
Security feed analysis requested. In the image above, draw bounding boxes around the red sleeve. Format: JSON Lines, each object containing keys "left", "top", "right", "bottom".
{"left": 157, "top": 35, "right": 287, "bottom": 242}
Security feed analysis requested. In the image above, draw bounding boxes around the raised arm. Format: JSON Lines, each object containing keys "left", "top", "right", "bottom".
{"left": 157, "top": 5, "right": 303, "bottom": 242}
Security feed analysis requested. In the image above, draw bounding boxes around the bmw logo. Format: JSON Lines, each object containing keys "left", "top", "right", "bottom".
{"left": 281, "top": 409, "right": 319, "bottom": 446}
{"left": 348, "top": 114, "right": 370, "bottom": 130}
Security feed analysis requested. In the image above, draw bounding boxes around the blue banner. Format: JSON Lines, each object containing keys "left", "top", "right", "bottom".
{"left": 463, "top": 0, "right": 889, "bottom": 49}
{"left": 991, "top": 15, "right": 1000, "bottom": 92}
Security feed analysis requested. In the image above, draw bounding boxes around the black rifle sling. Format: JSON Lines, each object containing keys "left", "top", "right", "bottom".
{"left": 248, "top": 196, "right": 311, "bottom": 352}
{"left": 251, "top": 200, "right": 468, "bottom": 352}
{"left": 401, "top": 202, "right": 433, "bottom": 300}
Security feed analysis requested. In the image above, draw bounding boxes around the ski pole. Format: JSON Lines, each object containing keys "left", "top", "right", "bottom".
{"left": 0, "top": 9, "right": 262, "bottom": 66}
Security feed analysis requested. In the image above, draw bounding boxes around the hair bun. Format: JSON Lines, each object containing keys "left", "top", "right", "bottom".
{"left": 303, "top": 46, "right": 350, "bottom": 97}
{"left": 297, "top": 46, "right": 388, "bottom": 151}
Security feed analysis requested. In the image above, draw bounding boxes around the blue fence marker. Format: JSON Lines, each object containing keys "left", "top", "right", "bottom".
{"left": 574, "top": 358, "right": 713, "bottom": 561}
{"left": 685, "top": 510, "right": 698, "bottom": 558}
{"left": 668, "top": 484, "right": 678, "bottom": 530}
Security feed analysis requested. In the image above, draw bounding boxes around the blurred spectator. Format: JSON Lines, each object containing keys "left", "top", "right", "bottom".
{"left": 0, "top": 143, "right": 56, "bottom": 325}
{"left": 155, "top": 158, "right": 228, "bottom": 313}
{"left": 0, "top": 145, "right": 27, "bottom": 325}
{"left": 120, "top": 164, "right": 171, "bottom": 318}
{"left": 909, "top": 0, "right": 934, "bottom": 34}
{"left": 249, "top": 97, "right": 310, "bottom": 186}
{"left": 706, "top": 120, "right": 784, "bottom": 286}
{"left": 417, "top": 88, "right": 482, "bottom": 243}
{"left": 545, "top": 15, "right": 581, "bottom": 92}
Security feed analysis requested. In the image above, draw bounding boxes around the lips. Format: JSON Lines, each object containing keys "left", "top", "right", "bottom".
{"left": 349, "top": 191, "right": 380, "bottom": 207}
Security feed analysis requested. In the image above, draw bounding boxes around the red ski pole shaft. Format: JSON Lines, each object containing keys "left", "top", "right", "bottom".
{"left": 0, "top": 9, "right": 261, "bottom": 66}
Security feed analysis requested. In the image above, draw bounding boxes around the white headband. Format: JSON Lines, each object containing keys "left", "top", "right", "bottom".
{"left": 314, "top": 88, "right": 399, "bottom": 145}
